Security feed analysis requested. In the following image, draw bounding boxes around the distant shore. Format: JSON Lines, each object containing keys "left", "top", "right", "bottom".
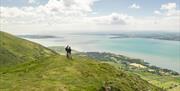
{"left": 49, "top": 46, "right": 180, "bottom": 75}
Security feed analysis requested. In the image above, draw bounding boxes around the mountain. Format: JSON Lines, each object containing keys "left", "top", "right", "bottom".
{"left": 0, "top": 31, "right": 162, "bottom": 91}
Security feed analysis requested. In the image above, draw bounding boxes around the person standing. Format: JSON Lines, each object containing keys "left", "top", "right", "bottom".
{"left": 65, "top": 45, "right": 72, "bottom": 59}
{"left": 65, "top": 45, "right": 69, "bottom": 58}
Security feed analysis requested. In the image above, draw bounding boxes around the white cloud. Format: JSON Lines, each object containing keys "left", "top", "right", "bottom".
{"left": 155, "top": 2, "right": 180, "bottom": 17}
{"left": 151, "top": 3, "right": 180, "bottom": 31}
{"left": 129, "top": 3, "right": 140, "bottom": 9}
{"left": 161, "top": 3, "right": 176, "bottom": 10}
{"left": 90, "top": 13, "right": 133, "bottom": 25}
{"left": 166, "top": 10, "right": 180, "bottom": 16}
{"left": 154, "top": 10, "right": 161, "bottom": 15}
{"left": 0, "top": 7, "right": 36, "bottom": 18}
{"left": 0, "top": 0, "right": 179, "bottom": 33}
{"left": 28, "top": 0, "right": 36, "bottom": 4}
{"left": 1, "top": 0, "right": 98, "bottom": 18}
{"left": 0, "top": 0, "right": 100, "bottom": 25}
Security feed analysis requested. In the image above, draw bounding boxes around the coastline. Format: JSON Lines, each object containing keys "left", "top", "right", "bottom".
{"left": 21, "top": 37, "right": 180, "bottom": 73}
{"left": 48, "top": 45, "right": 180, "bottom": 74}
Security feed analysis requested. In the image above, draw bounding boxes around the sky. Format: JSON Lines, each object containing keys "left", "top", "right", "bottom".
{"left": 0, "top": 0, "right": 180, "bottom": 34}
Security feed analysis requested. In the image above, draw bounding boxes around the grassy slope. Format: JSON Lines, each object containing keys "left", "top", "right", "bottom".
{"left": 0, "top": 55, "right": 161, "bottom": 91}
{"left": 0, "top": 31, "right": 162, "bottom": 91}
{"left": 0, "top": 31, "right": 56, "bottom": 66}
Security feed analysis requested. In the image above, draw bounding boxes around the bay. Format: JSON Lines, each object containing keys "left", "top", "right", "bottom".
{"left": 22, "top": 34, "right": 180, "bottom": 72}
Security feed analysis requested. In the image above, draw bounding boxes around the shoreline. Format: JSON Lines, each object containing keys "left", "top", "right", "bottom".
{"left": 48, "top": 45, "right": 180, "bottom": 74}
{"left": 85, "top": 50, "right": 180, "bottom": 73}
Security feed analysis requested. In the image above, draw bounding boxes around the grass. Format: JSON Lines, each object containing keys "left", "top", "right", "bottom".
{"left": 0, "top": 31, "right": 56, "bottom": 66}
{"left": 0, "top": 55, "right": 162, "bottom": 91}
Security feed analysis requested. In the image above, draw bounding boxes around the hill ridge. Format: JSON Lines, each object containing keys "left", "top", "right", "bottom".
{"left": 0, "top": 31, "right": 57, "bottom": 66}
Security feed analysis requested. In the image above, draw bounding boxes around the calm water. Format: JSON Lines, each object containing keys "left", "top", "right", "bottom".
{"left": 23, "top": 34, "right": 180, "bottom": 72}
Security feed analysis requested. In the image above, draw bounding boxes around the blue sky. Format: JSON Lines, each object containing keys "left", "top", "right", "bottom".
{"left": 0, "top": 0, "right": 180, "bottom": 34}
{"left": 0, "top": 0, "right": 47, "bottom": 7}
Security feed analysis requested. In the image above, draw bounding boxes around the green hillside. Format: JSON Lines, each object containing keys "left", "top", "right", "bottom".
{"left": 0, "top": 31, "right": 56, "bottom": 66}
{"left": 0, "top": 31, "right": 162, "bottom": 91}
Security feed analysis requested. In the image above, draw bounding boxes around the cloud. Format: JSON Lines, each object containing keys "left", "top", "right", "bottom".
{"left": 0, "top": 7, "right": 36, "bottom": 18}
{"left": 150, "top": 3, "right": 180, "bottom": 31}
{"left": 1, "top": 0, "right": 129, "bottom": 25}
{"left": 129, "top": 3, "right": 140, "bottom": 9}
{"left": 165, "top": 9, "right": 180, "bottom": 16}
{"left": 154, "top": 10, "right": 161, "bottom": 15}
{"left": 28, "top": 0, "right": 36, "bottom": 4}
{"left": 161, "top": 3, "right": 176, "bottom": 10}
{"left": 90, "top": 13, "right": 132, "bottom": 25}
{"left": 154, "top": 2, "right": 180, "bottom": 17}
{"left": 110, "top": 13, "right": 127, "bottom": 24}
{"left": 0, "top": 0, "right": 100, "bottom": 25}
{"left": 0, "top": 0, "right": 179, "bottom": 33}
{"left": 1, "top": 0, "right": 98, "bottom": 18}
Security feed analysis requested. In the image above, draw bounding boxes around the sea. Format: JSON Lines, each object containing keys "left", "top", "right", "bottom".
{"left": 22, "top": 34, "right": 180, "bottom": 73}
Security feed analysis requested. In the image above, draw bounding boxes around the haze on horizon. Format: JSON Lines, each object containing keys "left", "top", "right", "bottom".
{"left": 0, "top": 0, "right": 180, "bottom": 35}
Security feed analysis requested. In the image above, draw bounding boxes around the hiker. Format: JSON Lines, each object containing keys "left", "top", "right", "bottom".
{"left": 65, "top": 45, "right": 72, "bottom": 59}
{"left": 65, "top": 45, "right": 69, "bottom": 58}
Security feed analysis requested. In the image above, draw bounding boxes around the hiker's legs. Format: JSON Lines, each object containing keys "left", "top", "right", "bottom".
{"left": 66, "top": 52, "right": 68, "bottom": 58}
{"left": 66, "top": 52, "right": 72, "bottom": 59}
{"left": 69, "top": 53, "right": 72, "bottom": 59}
{"left": 66, "top": 52, "right": 69, "bottom": 58}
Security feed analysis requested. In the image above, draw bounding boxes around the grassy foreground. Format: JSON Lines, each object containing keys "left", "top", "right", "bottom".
{"left": 0, "top": 55, "right": 161, "bottom": 91}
